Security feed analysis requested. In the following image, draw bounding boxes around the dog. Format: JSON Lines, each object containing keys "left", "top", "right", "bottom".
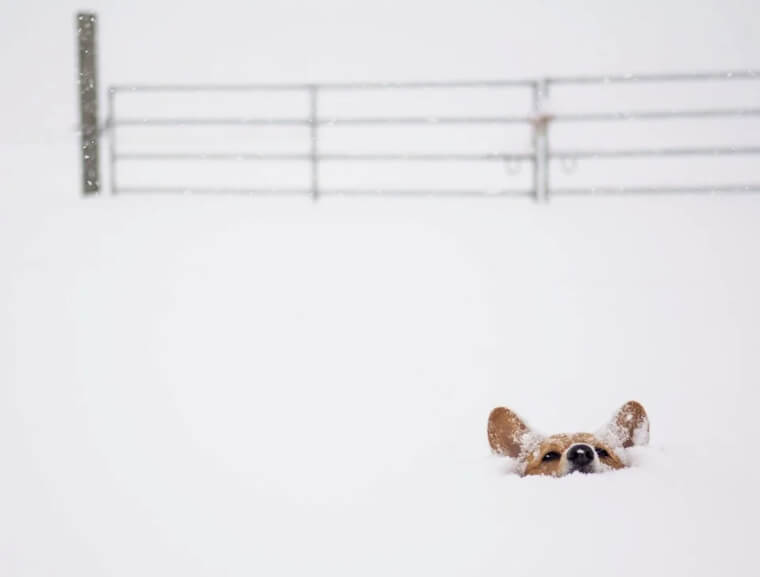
{"left": 487, "top": 401, "right": 649, "bottom": 476}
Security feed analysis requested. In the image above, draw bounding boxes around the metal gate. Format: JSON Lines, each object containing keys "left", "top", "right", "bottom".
{"left": 78, "top": 13, "right": 760, "bottom": 201}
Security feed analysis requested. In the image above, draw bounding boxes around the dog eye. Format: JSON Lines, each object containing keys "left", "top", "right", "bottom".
{"left": 542, "top": 451, "right": 561, "bottom": 462}
{"left": 595, "top": 447, "right": 610, "bottom": 458}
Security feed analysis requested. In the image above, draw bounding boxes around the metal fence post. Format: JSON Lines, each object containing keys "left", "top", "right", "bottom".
{"left": 309, "top": 85, "right": 320, "bottom": 201}
{"left": 107, "top": 88, "right": 117, "bottom": 194}
{"left": 77, "top": 12, "right": 100, "bottom": 195}
{"left": 532, "top": 79, "right": 549, "bottom": 202}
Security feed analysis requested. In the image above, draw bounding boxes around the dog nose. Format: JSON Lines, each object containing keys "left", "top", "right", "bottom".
{"left": 567, "top": 444, "right": 594, "bottom": 467}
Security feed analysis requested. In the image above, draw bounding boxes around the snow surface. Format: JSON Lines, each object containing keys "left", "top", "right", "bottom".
{"left": 3, "top": 1, "right": 760, "bottom": 576}
{"left": 3, "top": 196, "right": 760, "bottom": 577}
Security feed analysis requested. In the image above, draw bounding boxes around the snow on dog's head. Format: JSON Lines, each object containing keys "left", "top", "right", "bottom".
{"left": 487, "top": 401, "right": 649, "bottom": 477}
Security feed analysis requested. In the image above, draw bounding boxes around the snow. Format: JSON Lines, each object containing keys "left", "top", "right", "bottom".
{"left": 3, "top": 197, "right": 760, "bottom": 576}
{"left": 3, "top": 1, "right": 760, "bottom": 576}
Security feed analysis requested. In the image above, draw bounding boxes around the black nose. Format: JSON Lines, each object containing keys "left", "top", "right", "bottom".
{"left": 567, "top": 444, "right": 594, "bottom": 467}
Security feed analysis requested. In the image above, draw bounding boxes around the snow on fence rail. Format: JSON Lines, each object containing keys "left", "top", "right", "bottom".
{"left": 77, "top": 12, "right": 760, "bottom": 201}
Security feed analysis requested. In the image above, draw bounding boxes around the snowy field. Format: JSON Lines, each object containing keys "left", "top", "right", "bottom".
{"left": 3, "top": 1, "right": 760, "bottom": 576}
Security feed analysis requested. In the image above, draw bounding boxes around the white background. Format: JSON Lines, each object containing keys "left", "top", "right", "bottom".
{"left": 2, "top": 1, "right": 760, "bottom": 575}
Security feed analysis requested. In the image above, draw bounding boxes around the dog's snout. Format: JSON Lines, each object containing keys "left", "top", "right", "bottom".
{"left": 567, "top": 444, "right": 594, "bottom": 467}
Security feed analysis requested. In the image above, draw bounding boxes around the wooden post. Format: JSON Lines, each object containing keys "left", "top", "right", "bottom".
{"left": 77, "top": 12, "right": 100, "bottom": 195}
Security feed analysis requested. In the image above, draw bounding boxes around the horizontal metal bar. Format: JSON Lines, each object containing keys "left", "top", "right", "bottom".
{"left": 111, "top": 79, "right": 535, "bottom": 93}
{"left": 319, "top": 116, "right": 532, "bottom": 125}
{"left": 323, "top": 188, "right": 534, "bottom": 197}
{"left": 115, "top": 186, "right": 311, "bottom": 195}
{"left": 551, "top": 146, "right": 760, "bottom": 159}
{"left": 113, "top": 109, "right": 760, "bottom": 128}
{"left": 115, "top": 186, "right": 534, "bottom": 197}
{"left": 323, "top": 152, "right": 533, "bottom": 161}
{"left": 552, "top": 108, "right": 760, "bottom": 122}
{"left": 318, "top": 80, "right": 535, "bottom": 90}
{"left": 116, "top": 152, "right": 534, "bottom": 162}
{"left": 552, "top": 184, "right": 760, "bottom": 195}
{"left": 114, "top": 118, "right": 309, "bottom": 126}
{"left": 110, "top": 72, "right": 760, "bottom": 93}
{"left": 118, "top": 153, "right": 309, "bottom": 161}
{"left": 114, "top": 184, "right": 760, "bottom": 196}
{"left": 112, "top": 84, "right": 313, "bottom": 93}
{"left": 113, "top": 116, "right": 533, "bottom": 127}
{"left": 548, "top": 70, "right": 760, "bottom": 85}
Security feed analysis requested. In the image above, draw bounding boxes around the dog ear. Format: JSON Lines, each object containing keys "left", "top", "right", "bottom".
{"left": 597, "top": 401, "right": 650, "bottom": 449}
{"left": 488, "top": 407, "right": 542, "bottom": 459}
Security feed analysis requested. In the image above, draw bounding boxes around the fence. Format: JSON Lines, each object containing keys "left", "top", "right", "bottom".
{"left": 78, "top": 13, "right": 760, "bottom": 201}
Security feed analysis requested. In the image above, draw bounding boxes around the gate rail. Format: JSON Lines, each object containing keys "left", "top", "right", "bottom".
{"left": 77, "top": 13, "right": 760, "bottom": 201}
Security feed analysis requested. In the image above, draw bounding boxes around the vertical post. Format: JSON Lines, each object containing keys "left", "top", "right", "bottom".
{"left": 107, "top": 88, "right": 117, "bottom": 194}
{"left": 309, "top": 85, "right": 320, "bottom": 201}
{"left": 77, "top": 12, "right": 100, "bottom": 195}
{"left": 532, "top": 79, "right": 549, "bottom": 203}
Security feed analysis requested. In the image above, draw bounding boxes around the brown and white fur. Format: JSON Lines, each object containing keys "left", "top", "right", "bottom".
{"left": 488, "top": 401, "right": 649, "bottom": 476}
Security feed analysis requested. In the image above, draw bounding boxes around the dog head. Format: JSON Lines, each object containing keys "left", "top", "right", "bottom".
{"left": 487, "top": 401, "right": 649, "bottom": 476}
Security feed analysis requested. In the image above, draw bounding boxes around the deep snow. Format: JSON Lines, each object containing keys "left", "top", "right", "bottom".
{"left": 3, "top": 197, "right": 760, "bottom": 576}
